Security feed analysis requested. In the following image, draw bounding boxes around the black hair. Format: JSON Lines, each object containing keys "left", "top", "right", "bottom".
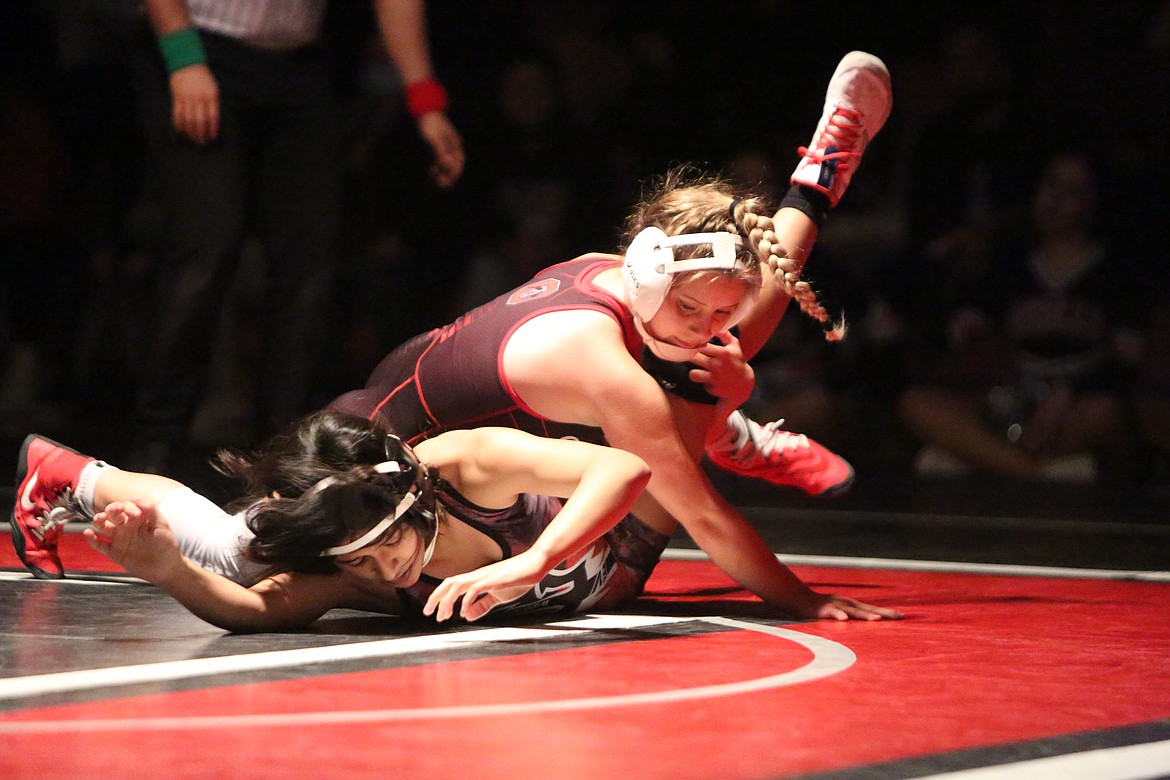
{"left": 213, "top": 410, "right": 441, "bottom": 576}
{"left": 214, "top": 410, "right": 393, "bottom": 505}
{"left": 245, "top": 466, "right": 438, "bottom": 576}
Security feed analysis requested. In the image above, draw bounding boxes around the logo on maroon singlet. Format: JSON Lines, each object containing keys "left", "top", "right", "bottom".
{"left": 507, "top": 278, "right": 560, "bottom": 305}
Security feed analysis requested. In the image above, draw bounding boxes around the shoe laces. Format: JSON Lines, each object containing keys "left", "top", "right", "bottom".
{"left": 798, "top": 106, "right": 863, "bottom": 171}
{"left": 30, "top": 488, "right": 83, "bottom": 543}
{"left": 752, "top": 419, "right": 810, "bottom": 457}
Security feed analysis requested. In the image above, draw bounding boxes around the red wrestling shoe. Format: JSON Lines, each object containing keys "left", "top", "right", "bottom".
{"left": 707, "top": 411, "right": 854, "bottom": 497}
{"left": 791, "top": 50, "right": 892, "bottom": 206}
{"left": 10, "top": 435, "right": 94, "bottom": 579}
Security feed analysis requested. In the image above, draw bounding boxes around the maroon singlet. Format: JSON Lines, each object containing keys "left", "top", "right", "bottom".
{"left": 329, "top": 255, "right": 642, "bottom": 445}
{"left": 330, "top": 256, "right": 669, "bottom": 612}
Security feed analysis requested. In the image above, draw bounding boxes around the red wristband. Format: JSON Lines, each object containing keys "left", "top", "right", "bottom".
{"left": 405, "top": 78, "right": 448, "bottom": 119}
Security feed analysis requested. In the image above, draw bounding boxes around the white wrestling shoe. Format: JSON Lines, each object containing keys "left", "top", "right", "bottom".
{"left": 791, "top": 51, "right": 893, "bottom": 206}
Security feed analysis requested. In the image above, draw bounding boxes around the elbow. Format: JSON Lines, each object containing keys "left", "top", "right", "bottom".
{"left": 620, "top": 452, "right": 652, "bottom": 493}
{"left": 205, "top": 614, "right": 275, "bottom": 634}
{"left": 215, "top": 618, "right": 308, "bottom": 634}
{"left": 204, "top": 616, "right": 264, "bottom": 634}
{"left": 203, "top": 611, "right": 311, "bottom": 634}
{"left": 634, "top": 463, "right": 652, "bottom": 494}
{"left": 594, "top": 444, "right": 651, "bottom": 490}
{"left": 221, "top": 623, "right": 265, "bottom": 635}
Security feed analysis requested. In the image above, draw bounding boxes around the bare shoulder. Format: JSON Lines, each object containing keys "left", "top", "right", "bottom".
{"left": 413, "top": 429, "right": 486, "bottom": 488}
{"left": 506, "top": 308, "right": 639, "bottom": 383}
{"left": 510, "top": 306, "right": 623, "bottom": 351}
{"left": 413, "top": 428, "right": 476, "bottom": 462}
{"left": 414, "top": 428, "right": 530, "bottom": 497}
{"left": 575, "top": 251, "right": 623, "bottom": 263}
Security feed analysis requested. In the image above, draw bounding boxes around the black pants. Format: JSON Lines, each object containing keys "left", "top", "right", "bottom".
{"left": 133, "top": 29, "right": 343, "bottom": 449}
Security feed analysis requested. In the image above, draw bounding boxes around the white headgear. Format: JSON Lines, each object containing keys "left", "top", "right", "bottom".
{"left": 623, "top": 227, "right": 754, "bottom": 361}
{"left": 317, "top": 439, "right": 439, "bottom": 566}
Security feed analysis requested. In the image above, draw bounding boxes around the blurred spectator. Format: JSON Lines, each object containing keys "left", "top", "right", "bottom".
{"left": 862, "top": 25, "right": 1029, "bottom": 470}
{"left": 1135, "top": 304, "right": 1170, "bottom": 487}
{"left": 900, "top": 26, "right": 1029, "bottom": 264}
{"left": 0, "top": 69, "right": 72, "bottom": 429}
{"left": 0, "top": 4, "right": 100, "bottom": 433}
{"left": 888, "top": 27, "right": 1031, "bottom": 362}
{"left": 1131, "top": 0, "right": 1170, "bottom": 488}
{"left": 898, "top": 149, "right": 1148, "bottom": 483}
{"left": 455, "top": 54, "right": 592, "bottom": 311}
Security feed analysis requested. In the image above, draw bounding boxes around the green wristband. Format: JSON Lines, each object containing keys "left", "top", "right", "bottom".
{"left": 159, "top": 27, "right": 207, "bottom": 73}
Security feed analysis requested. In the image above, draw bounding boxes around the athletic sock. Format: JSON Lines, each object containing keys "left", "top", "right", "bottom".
{"left": 779, "top": 184, "right": 831, "bottom": 228}
{"left": 75, "top": 461, "right": 115, "bottom": 517}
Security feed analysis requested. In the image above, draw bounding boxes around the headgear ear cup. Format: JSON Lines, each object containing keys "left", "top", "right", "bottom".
{"left": 623, "top": 228, "right": 757, "bottom": 362}
{"left": 623, "top": 226, "right": 673, "bottom": 322}
{"left": 623, "top": 227, "right": 753, "bottom": 324}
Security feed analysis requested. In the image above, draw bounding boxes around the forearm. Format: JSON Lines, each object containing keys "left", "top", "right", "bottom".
{"left": 736, "top": 207, "right": 820, "bottom": 360}
{"left": 153, "top": 560, "right": 318, "bottom": 633}
{"left": 372, "top": 0, "right": 434, "bottom": 85}
{"left": 141, "top": 0, "right": 193, "bottom": 36}
{"left": 706, "top": 396, "right": 744, "bottom": 447}
{"left": 527, "top": 456, "right": 651, "bottom": 571}
{"left": 655, "top": 481, "right": 818, "bottom": 612}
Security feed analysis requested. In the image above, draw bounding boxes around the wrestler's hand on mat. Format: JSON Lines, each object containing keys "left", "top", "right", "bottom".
{"left": 800, "top": 592, "right": 904, "bottom": 622}
{"left": 688, "top": 331, "right": 754, "bottom": 406}
{"left": 423, "top": 553, "right": 547, "bottom": 622}
{"left": 85, "top": 501, "right": 184, "bottom": 585}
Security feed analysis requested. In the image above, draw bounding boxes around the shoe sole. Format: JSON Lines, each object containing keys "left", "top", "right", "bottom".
{"left": 707, "top": 455, "right": 856, "bottom": 498}
{"left": 9, "top": 433, "right": 69, "bottom": 579}
{"left": 812, "top": 463, "right": 856, "bottom": 498}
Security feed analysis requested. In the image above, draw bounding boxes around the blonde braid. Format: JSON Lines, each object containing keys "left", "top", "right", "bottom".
{"left": 730, "top": 197, "right": 846, "bottom": 341}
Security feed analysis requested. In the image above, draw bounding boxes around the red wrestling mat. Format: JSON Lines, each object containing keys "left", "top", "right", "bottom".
{"left": 2, "top": 539, "right": 1169, "bottom": 780}
{"left": 0, "top": 531, "right": 124, "bottom": 574}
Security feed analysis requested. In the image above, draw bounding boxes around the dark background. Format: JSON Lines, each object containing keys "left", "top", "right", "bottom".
{"left": 2, "top": 1, "right": 1168, "bottom": 525}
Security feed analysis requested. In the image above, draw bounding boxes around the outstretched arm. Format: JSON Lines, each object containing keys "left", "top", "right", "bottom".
{"left": 86, "top": 502, "right": 367, "bottom": 632}
{"left": 503, "top": 310, "right": 899, "bottom": 620}
{"left": 419, "top": 428, "right": 651, "bottom": 621}
{"left": 603, "top": 384, "right": 899, "bottom": 621}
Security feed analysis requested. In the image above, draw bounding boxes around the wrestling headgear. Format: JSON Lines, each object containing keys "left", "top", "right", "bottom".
{"left": 623, "top": 227, "right": 754, "bottom": 361}
{"left": 316, "top": 436, "right": 439, "bottom": 564}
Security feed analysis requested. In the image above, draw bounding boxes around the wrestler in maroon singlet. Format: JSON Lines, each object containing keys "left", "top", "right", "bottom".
{"left": 329, "top": 255, "right": 641, "bottom": 445}
{"left": 329, "top": 256, "right": 668, "bottom": 609}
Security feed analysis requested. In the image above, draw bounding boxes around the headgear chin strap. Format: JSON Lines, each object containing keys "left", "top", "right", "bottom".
{"left": 624, "top": 227, "right": 754, "bottom": 362}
